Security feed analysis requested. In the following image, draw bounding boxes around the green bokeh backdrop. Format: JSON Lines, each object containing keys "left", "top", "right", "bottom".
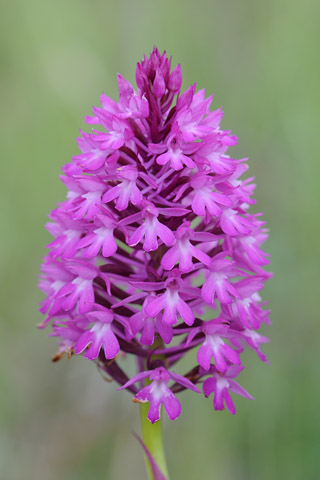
{"left": 1, "top": 1, "right": 319, "bottom": 479}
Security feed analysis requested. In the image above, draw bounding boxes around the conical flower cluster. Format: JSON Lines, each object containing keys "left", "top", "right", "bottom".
{"left": 39, "top": 48, "right": 271, "bottom": 423}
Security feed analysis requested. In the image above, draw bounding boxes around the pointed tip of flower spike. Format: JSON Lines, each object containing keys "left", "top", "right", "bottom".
{"left": 168, "top": 64, "right": 182, "bottom": 93}
{"left": 153, "top": 69, "right": 166, "bottom": 98}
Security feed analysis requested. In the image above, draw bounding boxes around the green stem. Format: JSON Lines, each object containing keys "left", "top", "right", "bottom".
{"left": 140, "top": 402, "right": 170, "bottom": 480}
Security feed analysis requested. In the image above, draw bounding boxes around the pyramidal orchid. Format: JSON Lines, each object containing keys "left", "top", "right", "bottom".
{"left": 39, "top": 48, "right": 271, "bottom": 479}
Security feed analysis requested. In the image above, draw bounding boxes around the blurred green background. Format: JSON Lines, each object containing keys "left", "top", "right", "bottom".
{"left": 1, "top": 0, "right": 319, "bottom": 479}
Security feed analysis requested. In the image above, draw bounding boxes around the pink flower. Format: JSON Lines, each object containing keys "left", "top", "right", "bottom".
{"left": 128, "top": 296, "right": 173, "bottom": 345}
{"left": 56, "top": 261, "right": 98, "bottom": 314}
{"left": 145, "top": 273, "right": 195, "bottom": 326}
{"left": 189, "top": 173, "right": 233, "bottom": 219}
{"left": 161, "top": 222, "right": 211, "bottom": 273}
{"left": 201, "top": 253, "right": 240, "bottom": 305}
{"left": 119, "top": 367, "right": 201, "bottom": 423}
{"left": 196, "top": 321, "right": 241, "bottom": 372}
{"left": 203, "top": 366, "right": 254, "bottom": 414}
{"left": 75, "top": 213, "right": 118, "bottom": 258}
{"left": 75, "top": 308, "right": 120, "bottom": 360}
{"left": 39, "top": 48, "right": 271, "bottom": 422}
{"left": 129, "top": 203, "right": 175, "bottom": 252}
{"left": 102, "top": 166, "right": 142, "bottom": 211}
{"left": 153, "top": 136, "right": 196, "bottom": 171}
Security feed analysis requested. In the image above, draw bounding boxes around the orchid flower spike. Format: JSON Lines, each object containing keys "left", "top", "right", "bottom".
{"left": 40, "top": 47, "right": 271, "bottom": 423}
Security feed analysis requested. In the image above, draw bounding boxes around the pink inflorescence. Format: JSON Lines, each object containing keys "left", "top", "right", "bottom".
{"left": 39, "top": 48, "right": 271, "bottom": 423}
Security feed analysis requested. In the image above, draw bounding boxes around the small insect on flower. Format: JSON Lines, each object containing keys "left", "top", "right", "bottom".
{"left": 39, "top": 47, "right": 271, "bottom": 421}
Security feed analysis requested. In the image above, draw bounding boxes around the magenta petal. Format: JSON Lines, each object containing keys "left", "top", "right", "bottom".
{"left": 162, "top": 304, "right": 178, "bottom": 326}
{"left": 118, "top": 371, "right": 151, "bottom": 390}
{"left": 130, "top": 184, "right": 142, "bottom": 206}
{"left": 176, "top": 297, "right": 194, "bottom": 326}
{"left": 148, "top": 143, "right": 167, "bottom": 154}
{"left": 203, "top": 377, "right": 215, "bottom": 397}
{"left": 75, "top": 331, "right": 93, "bottom": 355}
{"left": 115, "top": 188, "right": 130, "bottom": 211}
{"left": 83, "top": 236, "right": 102, "bottom": 258}
{"left": 192, "top": 194, "right": 206, "bottom": 216}
{"left": 161, "top": 246, "right": 180, "bottom": 270}
{"left": 78, "top": 284, "right": 94, "bottom": 313}
{"left": 229, "top": 379, "right": 254, "bottom": 400}
{"left": 84, "top": 337, "right": 101, "bottom": 359}
{"left": 102, "top": 326, "right": 120, "bottom": 359}
{"left": 215, "top": 280, "right": 233, "bottom": 305}
{"left": 156, "top": 222, "right": 175, "bottom": 246}
{"left": 143, "top": 228, "right": 159, "bottom": 252}
{"left": 223, "top": 389, "right": 236, "bottom": 414}
{"left": 178, "top": 247, "right": 194, "bottom": 272}
{"left": 162, "top": 391, "right": 181, "bottom": 420}
{"left": 140, "top": 317, "right": 155, "bottom": 345}
{"left": 56, "top": 282, "right": 74, "bottom": 299}
{"left": 147, "top": 399, "right": 161, "bottom": 423}
{"left": 213, "top": 387, "right": 225, "bottom": 411}
{"left": 226, "top": 365, "right": 245, "bottom": 378}
{"left": 128, "top": 311, "right": 143, "bottom": 337}
{"left": 201, "top": 275, "right": 215, "bottom": 304}
{"left": 62, "top": 289, "right": 78, "bottom": 311}
{"left": 191, "top": 246, "right": 211, "bottom": 267}
{"left": 213, "top": 352, "right": 228, "bottom": 373}
{"left": 117, "top": 73, "right": 134, "bottom": 98}
{"left": 102, "top": 233, "right": 117, "bottom": 257}
{"left": 135, "top": 384, "right": 152, "bottom": 402}
{"left": 156, "top": 318, "right": 173, "bottom": 344}
{"left": 180, "top": 153, "right": 195, "bottom": 168}
{"left": 153, "top": 68, "right": 166, "bottom": 98}
{"left": 221, "top": 344, "right": 241, "bottom": 366}
{"left": 197, "top": 343, "right": 212, "bottom": 370}
{"left": 156, "top": 151, "right": 174, "bottom": 167}
{"left": 145, "top": 295, "right": 166, "bottom": 317}
{"left": 102, "top": 186, "right": 120, "bottom": 204}
{"left": 66, "top": 262, "right": 97, "bottom": 279}
{"left": 129, "top": 225, "right": 145, "bottom": 247}
{"left": 169, "top": 371, "right": 201, "bottom": 393}
{"left": 168, "top": 64, "right": 182, "bottom": 93}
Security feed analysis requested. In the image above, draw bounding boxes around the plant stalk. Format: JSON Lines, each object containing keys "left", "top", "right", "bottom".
{"left": 140, "top": 402, "right": 170, "bottom": 480}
